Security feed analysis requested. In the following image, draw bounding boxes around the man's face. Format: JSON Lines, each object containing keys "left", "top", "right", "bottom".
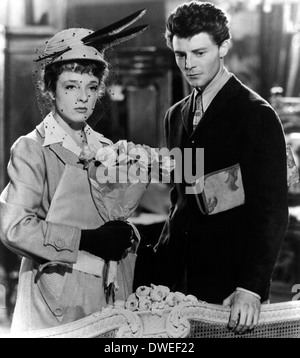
{"left": 172, "top": 32, "right": 228, "bottom": 89}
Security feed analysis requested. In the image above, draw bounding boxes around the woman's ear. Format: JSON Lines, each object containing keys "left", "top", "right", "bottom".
{"left": 219, "top": 40, "right": 230, "bottom": 59}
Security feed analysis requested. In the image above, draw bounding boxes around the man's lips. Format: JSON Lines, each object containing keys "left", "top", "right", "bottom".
{"left": 187, "top": 73, "right": 201, "bottom": 77}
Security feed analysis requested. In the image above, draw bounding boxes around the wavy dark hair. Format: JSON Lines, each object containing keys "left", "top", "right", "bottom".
{"left": 165, "top": 1, "right": 231, "bottom": 49}
{"left": 42, "top": 59, "right": 108, "bottom": 96}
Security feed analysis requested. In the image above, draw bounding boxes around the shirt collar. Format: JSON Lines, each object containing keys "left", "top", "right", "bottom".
{"left": 192, "top": 66, "right": 232, "bottom": 112}
{"left": 42, "top": 112, "right": 112, "bottom": 156}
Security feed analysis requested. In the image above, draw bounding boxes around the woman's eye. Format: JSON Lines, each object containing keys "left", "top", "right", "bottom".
{"left": 89, "top": 86, "right": 99, "bottom": 92}
{"left": 65, "top": 85, "right": 76, "bottom": 90}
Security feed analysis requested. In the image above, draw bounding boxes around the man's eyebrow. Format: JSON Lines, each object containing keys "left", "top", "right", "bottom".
{"left": 191, "top": 47, "right": 207, "bottom": 52}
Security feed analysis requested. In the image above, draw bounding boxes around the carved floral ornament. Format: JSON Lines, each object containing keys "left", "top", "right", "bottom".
{"left": 12, "top": 284, "right": 300, "bottom": 338}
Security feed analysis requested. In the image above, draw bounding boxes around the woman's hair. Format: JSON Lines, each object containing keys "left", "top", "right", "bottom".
{"left": 42, "top": 59, "right": 109, "bottom": 97}
{"left": 165, "top": 1, "right": 231, "bottom": 49}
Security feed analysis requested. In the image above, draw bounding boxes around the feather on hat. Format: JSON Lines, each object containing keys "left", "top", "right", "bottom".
{"left": 35, "top": 9, "right": 149, "bottom": 65}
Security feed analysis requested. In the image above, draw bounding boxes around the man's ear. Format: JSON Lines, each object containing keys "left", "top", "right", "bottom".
{"left": 219, "top": 39, "right": 230, "bottom": 58}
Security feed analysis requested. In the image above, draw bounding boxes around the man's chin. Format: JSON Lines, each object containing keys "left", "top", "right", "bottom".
{"left": 186, "top": 78, "right": 205, "bottom": 88}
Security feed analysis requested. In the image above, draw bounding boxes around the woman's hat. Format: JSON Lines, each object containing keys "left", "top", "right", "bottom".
{"left": 35, "top": 9, "right": 148, "bottom": 66}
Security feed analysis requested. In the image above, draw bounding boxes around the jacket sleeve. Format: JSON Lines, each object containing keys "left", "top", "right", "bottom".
{"left": 0, "top": 137, "right": 81, "bottom": 264}
{"left": 237, "top": 104, "right": 289, "bottom": 298}
{"left": 154, "top": 109, "right": 178, "bottom": 250}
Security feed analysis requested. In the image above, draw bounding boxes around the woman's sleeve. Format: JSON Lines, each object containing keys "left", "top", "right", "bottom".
{"left": 0, "top": 137, "right": 81, "bottom": 264}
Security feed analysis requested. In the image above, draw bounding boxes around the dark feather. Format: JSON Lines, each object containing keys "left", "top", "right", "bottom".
{"left": 34, "top": 47, "right": 71, "bottom": 62}
{"left": 86, "top": 24, "right": 149, "bottom": 49}
{"left": 82, "top": 9, "right": 147, "bottom": 43}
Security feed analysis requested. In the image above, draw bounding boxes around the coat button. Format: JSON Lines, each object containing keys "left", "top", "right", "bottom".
{"left": 191, "top": 140, "right": 195, "bottom": 144}
{"left": 53, "top": 308, "right": 64, "bottom": 317}
{"left": 55, "top": 238, "right": 65, "bottom": 249}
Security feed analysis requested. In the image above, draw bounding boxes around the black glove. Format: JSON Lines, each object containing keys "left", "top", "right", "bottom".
{"left": 79, "top": 220, "right": 133, "bottom": 261}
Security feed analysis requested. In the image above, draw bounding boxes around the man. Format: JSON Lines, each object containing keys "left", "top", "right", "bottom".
{"left": 154, "top": 1, "right": 289, "bottom": 334}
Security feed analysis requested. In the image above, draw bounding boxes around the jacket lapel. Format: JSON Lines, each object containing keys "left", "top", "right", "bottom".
{"left": 36, "top": 122, "right": 84, "bottom": 168}
{"left": 49, "top": 143, "right": 84, "bottom": 168}
{"left": 190, "top": 75, "right": 242, "bottom": 139}
{"left": 181, "top": 94, "right": 194, "bottom": 135}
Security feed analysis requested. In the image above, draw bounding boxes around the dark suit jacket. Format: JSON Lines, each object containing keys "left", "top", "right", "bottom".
{"left": 155, "top": 74, "right": 289, "bottom": 303}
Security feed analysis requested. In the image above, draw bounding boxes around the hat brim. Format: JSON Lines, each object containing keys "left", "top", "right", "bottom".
{"left": 48, "top": 45, "right": 108, "bottom": 66}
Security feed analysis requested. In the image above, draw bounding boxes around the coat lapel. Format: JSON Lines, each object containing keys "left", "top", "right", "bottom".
{"left": 35, "top": 122, "right": 84, "bottom": 168}
{"left": 181, "top": 94, "right": 193, "bottom": 135}
{"left": 190, "top": 75, "right": 242, "bottom": 139}
{"left": 49, "top": 143, "right": 84, "bottom": 168}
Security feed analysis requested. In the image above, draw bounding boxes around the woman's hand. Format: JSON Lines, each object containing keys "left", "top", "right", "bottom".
{"left": 80, "top": 220, "right": 133, "bottom": 261}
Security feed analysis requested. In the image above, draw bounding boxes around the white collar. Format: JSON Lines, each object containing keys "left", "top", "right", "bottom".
{"left": 42, "top": 112, "right": 112, "bottom": 156}
{"left": 193, "top": 66, "right": 232, "bottom": 112}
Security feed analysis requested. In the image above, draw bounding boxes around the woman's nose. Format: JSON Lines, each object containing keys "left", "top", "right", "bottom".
{"left": 78, "top": 89, "right": 88, "bottom": 102}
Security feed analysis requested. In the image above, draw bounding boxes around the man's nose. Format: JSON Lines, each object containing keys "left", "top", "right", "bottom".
{"left": 185, "top": 55, "right": 195, "bottom": 70}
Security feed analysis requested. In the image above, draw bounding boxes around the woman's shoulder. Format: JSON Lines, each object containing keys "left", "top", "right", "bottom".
{"left": 11, "top": 127, "right": 44, "bottom": 153}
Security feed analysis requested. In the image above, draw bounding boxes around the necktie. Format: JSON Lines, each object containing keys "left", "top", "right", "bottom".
{"left": 193, "top": 91, "right": 204, "bottom": 130}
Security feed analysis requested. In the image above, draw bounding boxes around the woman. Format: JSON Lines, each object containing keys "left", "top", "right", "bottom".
{"left": 0, "top": 11, "right": 148, "bottom": 333}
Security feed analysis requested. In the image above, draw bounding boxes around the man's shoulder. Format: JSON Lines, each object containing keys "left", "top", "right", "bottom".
{"left": 166, "top": 94, "right": 192, "bottom": 116}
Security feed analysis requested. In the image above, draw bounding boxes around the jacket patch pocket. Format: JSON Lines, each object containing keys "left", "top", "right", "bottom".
{"left": 41, "top": 264, "right": 68, "bottom": 299}
{"left": 36, "top": 263, "right": 70, "bottom": 322}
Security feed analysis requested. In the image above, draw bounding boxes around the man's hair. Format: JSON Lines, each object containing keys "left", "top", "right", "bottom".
{"left": 165, "top": 1, "right": 231, "bottom": 49}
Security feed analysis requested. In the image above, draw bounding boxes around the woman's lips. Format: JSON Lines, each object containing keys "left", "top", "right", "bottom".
{"left": 75, "top": 108, "right": 88, "bottom": 113}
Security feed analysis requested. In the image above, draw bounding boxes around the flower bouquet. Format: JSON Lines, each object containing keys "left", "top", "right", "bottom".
{"left": 79, "top": 140, "right": 175, "bottom": 302}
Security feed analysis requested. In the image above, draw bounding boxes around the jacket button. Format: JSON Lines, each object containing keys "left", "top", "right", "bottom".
{"left": 53, "top": 308, "right": 64, "bottom": 317}
{"left": 55, "top": 238, "right": 65, "bottom": 249}
{"left": 191, "top": 140, "right": 195, "bottom": 144}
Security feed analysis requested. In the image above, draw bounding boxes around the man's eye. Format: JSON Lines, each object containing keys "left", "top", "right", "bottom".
{"left": 175, "top": 53, "right": 185, "bottom": 58}
{"left": 195, "top": 52, "right": 205, "bottom": 56}
{"left": 89, "top": 86, "right": 99, "bottom": 92}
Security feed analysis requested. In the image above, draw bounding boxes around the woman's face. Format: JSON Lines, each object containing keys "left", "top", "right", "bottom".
{"left": 52, "top": 71, "right": 100, "bottom": 126}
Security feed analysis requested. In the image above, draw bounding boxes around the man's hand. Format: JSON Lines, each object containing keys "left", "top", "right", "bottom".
{"left": 222, "top": 290, "right": 261, "bottom": 334}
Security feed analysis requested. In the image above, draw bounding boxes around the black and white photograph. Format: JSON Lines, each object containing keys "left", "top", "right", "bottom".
{"left": 0, "top": 0, "right": 300, "bottom": 342}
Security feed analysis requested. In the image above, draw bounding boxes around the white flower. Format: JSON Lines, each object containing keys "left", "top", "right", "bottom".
{"left": 161, "top": 156, "right": 175, "bottom": 173}
{"left": 136, "top": 286, "right": 151, "bottom": 298}
{"left": 138, "top": 298, "right": 152, "bottom": 311}
{"left": 125, "top": 293, "right": 139, "bottom": 311}
{"left": 174, "top": 291, "right": 186, "bottom": 303}
{"left": 95, "top": 146, "right": 117, "bottom": 167}
{"left": 79, "top": 144, "right": 97, "bottom": 161}
{"left": 150, "top": 284, "right": 169, "bottom": 302}
{"left": 165, "top": 292, "right": 177, "bottom": 307}
{"left": 128, "top": 146, "right": 149, "bottom": 168}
